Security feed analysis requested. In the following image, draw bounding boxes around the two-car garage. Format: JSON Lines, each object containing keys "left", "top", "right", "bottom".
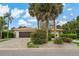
{"left": 19, "top": 32, "right": 31, "bottom": 38}
{"left": 12, "top": 27, "right": 35, "bottom": 38}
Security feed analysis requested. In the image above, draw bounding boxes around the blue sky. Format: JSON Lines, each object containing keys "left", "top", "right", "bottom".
{"left": 0, "top": 3, "right": 79, "bottom": 29}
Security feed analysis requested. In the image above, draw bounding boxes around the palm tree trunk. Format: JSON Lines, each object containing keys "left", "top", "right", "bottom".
{"left": 53, "top": 20, "right": 56, "bottom": 39}
{"left": 46, "top": 20, "right": 48, "bottom": 43}
{"left": 7, "top": 20, "right": 9, "bottom": 39}
{"left": 0, "top": 30, "right": 1, "bottom": 39}
{"left": 1, "top": 30, "right": 2, "bottom": 39}
{"left": 37, "top": 20, "right": 40, "bottom": 30}
{"left": 0, "top": 27, "right": 2, "bottom": 39}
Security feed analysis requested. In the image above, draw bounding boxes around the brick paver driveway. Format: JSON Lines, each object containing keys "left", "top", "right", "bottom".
{"left": 0, "top": 38, "right": 30, "bottom": 48}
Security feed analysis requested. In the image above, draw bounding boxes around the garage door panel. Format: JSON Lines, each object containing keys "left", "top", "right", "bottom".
{"left": 19, "top": 32, "right": 31, "bottom": 38}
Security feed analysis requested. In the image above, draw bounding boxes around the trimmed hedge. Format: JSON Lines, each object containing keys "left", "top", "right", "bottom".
{"left": 2, "top": 31, "right": 14, "bottom": 39}
{"left": 60, "top": 34, "right": 77, "bottom": 39}
{"left": 31, "top": 30, "right": 47, "bottom": 44}
{"left": 76, "top": 30, "right": 79, "bottom": 38}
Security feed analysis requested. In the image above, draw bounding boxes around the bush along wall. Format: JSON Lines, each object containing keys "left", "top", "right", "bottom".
{"left": 60, "top": 34, "right": 77, "bottom": 39}
{"left": 2, "top": 31, "right": 14, "bottom": 39}
{"left": 76, "top": 30, "right": 79, "bottom": 38}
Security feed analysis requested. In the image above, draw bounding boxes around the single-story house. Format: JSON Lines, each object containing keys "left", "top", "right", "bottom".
{"left": 12, "top": 27, "right": 63, "bottom": 38}
{"left": 12, "top": 27, "right": 36, "bottom": 38}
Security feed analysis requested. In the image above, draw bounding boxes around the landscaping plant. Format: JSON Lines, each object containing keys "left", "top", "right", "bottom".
{"left": 27, "top": 41, "right": 39, "bottom": 48}
{"left": 60, "top": 34, "right": 77, "bottom": 39}
{"left": 31, "top": 30, "right": 47, "bottom": 44}
{"left": 53, "top": 37, "right": 63, "bottom": 44}
{"left": 2, "top": 31, "right": 14, "bottom": 39}
{"left": 76, "top": 29, "right": 79, "bottom": 39}
{"left": 48, "top": 33, "right": 54, "bottom": 41}
{"left": 62, "top": 37, "right": 72, "bottom": 43}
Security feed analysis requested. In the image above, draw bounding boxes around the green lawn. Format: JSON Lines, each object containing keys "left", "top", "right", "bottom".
{"left": 0, "top": 38, "right": 10, "bottom": 42}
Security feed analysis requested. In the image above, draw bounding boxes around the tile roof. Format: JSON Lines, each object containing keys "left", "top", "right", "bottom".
{"left": 12, "top": 27, "right": 36, "bottom": 32}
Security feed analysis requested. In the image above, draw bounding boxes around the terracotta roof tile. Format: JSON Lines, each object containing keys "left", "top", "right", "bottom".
{"left": 12, "top": 27, "right": 36, "bottom": 32}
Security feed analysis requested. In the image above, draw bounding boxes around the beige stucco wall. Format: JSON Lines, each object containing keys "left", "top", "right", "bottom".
{"left": 51, "top": 32, "right": 60, "bottom": 37}
{"left": 15, "top": 31, "right": 19, "bottom": 38}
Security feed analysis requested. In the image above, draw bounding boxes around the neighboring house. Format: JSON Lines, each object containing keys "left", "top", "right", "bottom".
{"left": 51, "top": 29, "right": 63, "bottom": 37}
{"left": 12, "top": 27, "right": 36, "bottom": 38}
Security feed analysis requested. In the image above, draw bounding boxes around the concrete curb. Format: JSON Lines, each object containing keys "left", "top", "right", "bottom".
{"left": 0, "top": 48, "right": 79, "bottom": 50}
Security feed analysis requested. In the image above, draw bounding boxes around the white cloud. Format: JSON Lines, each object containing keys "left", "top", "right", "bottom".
{"left": 18, "top": 19, "right": 27, "bottom": 26}
{"left": 57, "top": 20, "right": 67, "bottom": 26}
{"left": 11, "top": 8, "right": 24, "bottom": 18}
{"left": 18, "top": 19, "right": 31, "bottom": 26}
{"left": 63, "top": 15, "right": 67, "bottom": 19}
{"left": 0, "top": 4, "right": 9, "bottom": 16}
{"left": 70, "top": 13, "right": 73, "bottom": 16}
{"left": 67, "top": 8, "right": 72, "bottom": 11}
{"left": 27, "top": 17, "right": 37, "bottom": 22}
{"left": 23, "top": 9, "right": 32, "bottom": 19}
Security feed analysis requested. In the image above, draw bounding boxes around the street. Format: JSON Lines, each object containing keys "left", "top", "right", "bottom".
{"left": 0, "top": 48, "right": 79, "bottom": 56}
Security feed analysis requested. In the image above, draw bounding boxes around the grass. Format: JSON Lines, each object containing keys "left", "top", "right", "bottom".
{"left": 0, "top": 38, "right": 10, "bottom": 42}
{"left": 27, "top": 41, "right": 39, "bottom": 48}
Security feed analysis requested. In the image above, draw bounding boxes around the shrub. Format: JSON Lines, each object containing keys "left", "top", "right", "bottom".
{"left": 51, "top": 34, "right": 54, "bottom": 38}
{"left": 48, "top": 33, "right": 52, "bottom": 41}
{"left": 9, "top": 32, "right": 14, "bottom": 38}
{"left": 27, "top": 41, "right": 39, "bottom": 48}
{"left": 31, "top": 30, "right": 46, "bottom": 44}
{"left": 2, "top": 32, "right": 7, "bottom": 38}
{"left": 60, "top": 34, "right": 77, "bottom": 39}
{"left": 2, "top": 31, "right": 14, "bottom": 39}
{"left": 53, "top": 37, "right": 63, "bottom": 44}
{"left": 76, "top": 30, "right": 79, "bottom": 38}
{"left": 63, "top": 37, "right": 72, "bottom": 43}
{"left": 48, "top": 33, "right": 54, "bottom": 41}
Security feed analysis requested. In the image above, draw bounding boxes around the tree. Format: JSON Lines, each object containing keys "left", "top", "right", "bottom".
{"left": 29, "top": 4, "right": 42, "bottom": 29}
{"left": 62, "top": 16, "right": 79, "bottom": 34}
{"left": 57, "top": 25, "right": 61, "bottom": 29}
{"left": 4, "top": 13, "right": 13, "bottom": 39}
{"left": 18, "top": 26, "right": 26, "bottom": 28}
{"left": 29, "top": 3, "right": 63, "bottom": 42}
{"left": 11, "top": 27, "right": 15, "bottom": 30}
{"left": 0, "top": 16, "right": 5, "bottom": 39}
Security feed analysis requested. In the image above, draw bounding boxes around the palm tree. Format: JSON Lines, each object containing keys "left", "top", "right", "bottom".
{"left": 0, "top": 16, "right": 5, "bottom": 39}
{"left": 29, "top": 4, "right": 43, "bottom": 29}
{"left": 29, "top": 3, "right": 63, "bottom": 42}
{"left": 4, "top": 13, "right": 13, "bottom": 39}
